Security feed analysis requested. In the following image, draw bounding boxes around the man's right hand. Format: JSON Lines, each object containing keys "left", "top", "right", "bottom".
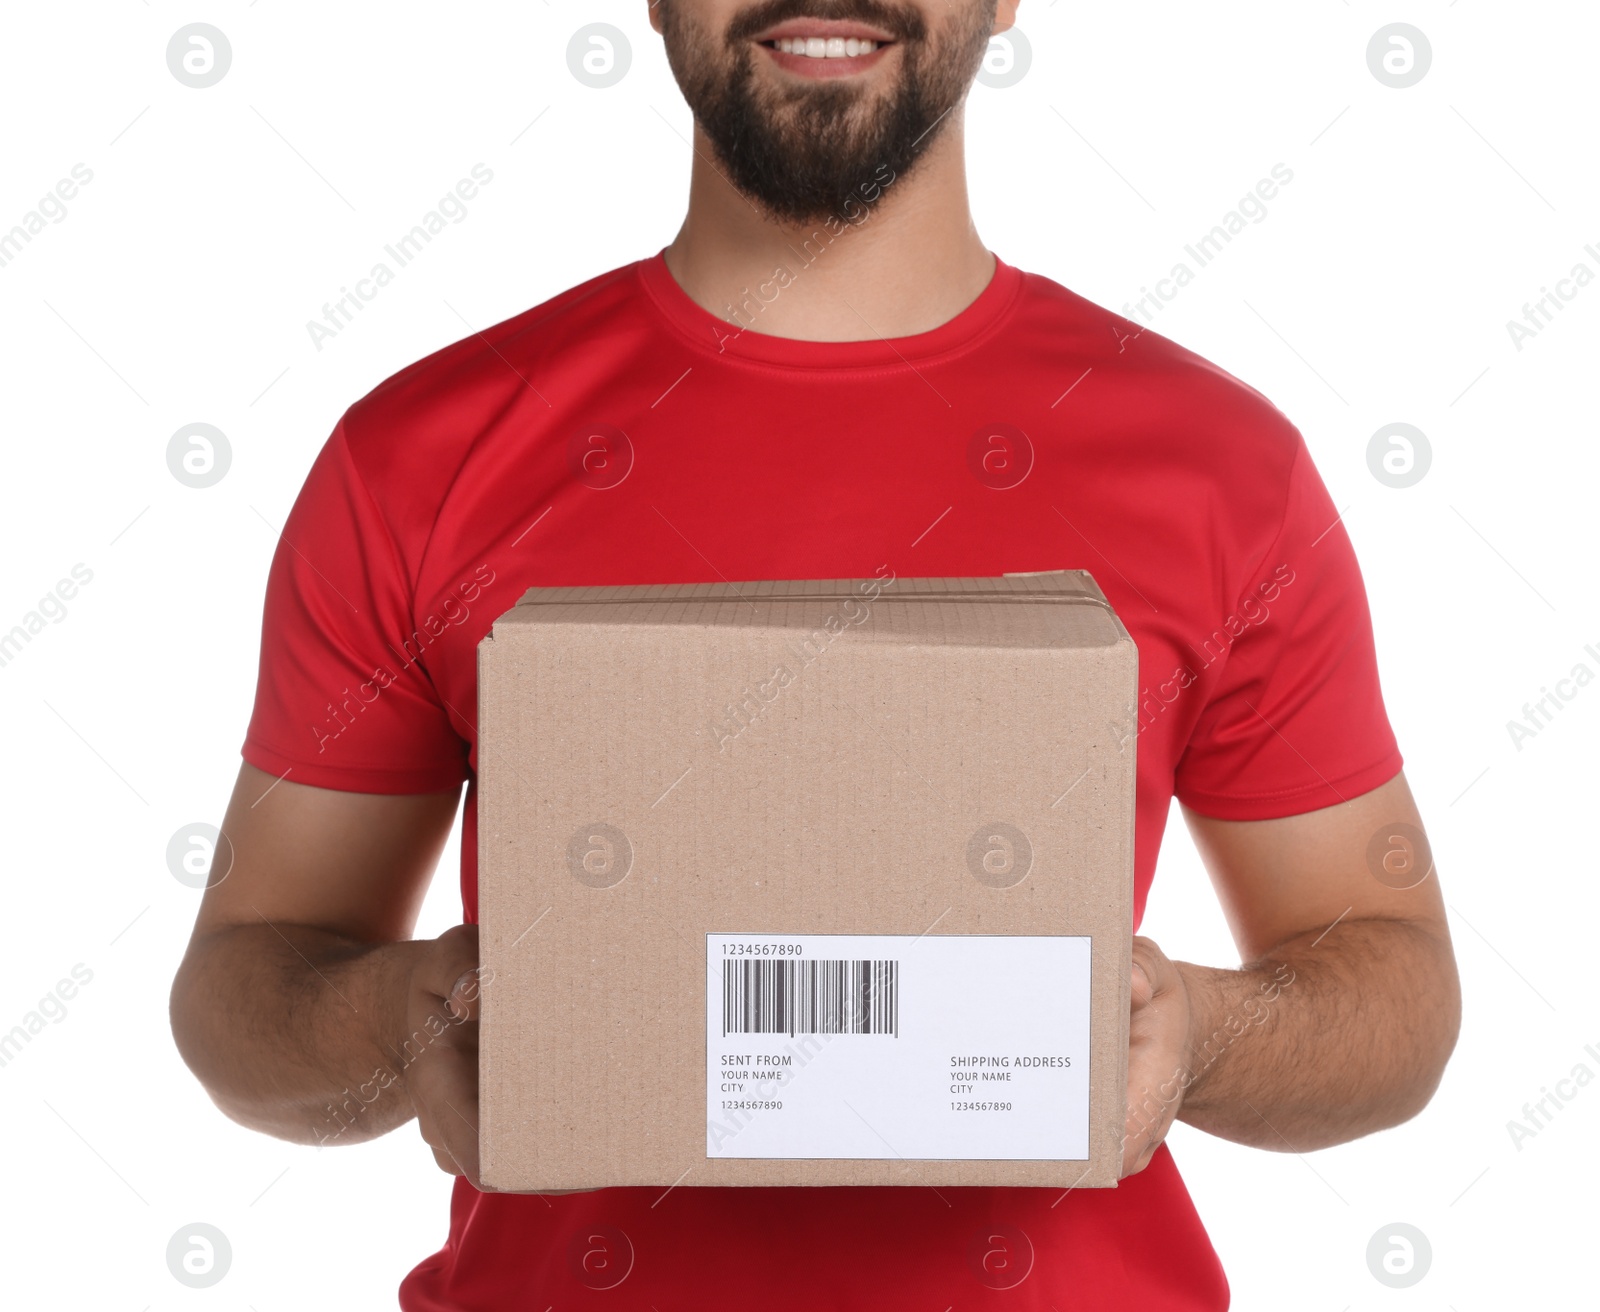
{"left": 171, "top": 765, "right": 466, "bottom": 1154}
{"left": 401, "top": 924, "right": 485, "bottom": 1187}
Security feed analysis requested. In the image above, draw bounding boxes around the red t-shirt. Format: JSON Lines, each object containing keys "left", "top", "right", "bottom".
{"left": 243, "top": 250, "right": 1402, "bottom": 1310}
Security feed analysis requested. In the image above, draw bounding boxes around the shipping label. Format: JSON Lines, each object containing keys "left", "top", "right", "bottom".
{"left": 705, "top": 933, "right": 1092, "bottom": 1160}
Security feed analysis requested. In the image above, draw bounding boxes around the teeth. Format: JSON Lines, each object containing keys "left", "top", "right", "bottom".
{"left": 775, "top": 36, "right": 879, "bottom": 57}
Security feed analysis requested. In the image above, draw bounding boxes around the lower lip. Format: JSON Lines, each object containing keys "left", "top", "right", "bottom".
{"left": 759, "top": 42, "right": 895, "bottom": 79}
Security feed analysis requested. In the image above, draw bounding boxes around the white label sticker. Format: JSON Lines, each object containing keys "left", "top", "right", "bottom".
{"left": 706, "top": 934, "right": 1091, "bottom": 1160}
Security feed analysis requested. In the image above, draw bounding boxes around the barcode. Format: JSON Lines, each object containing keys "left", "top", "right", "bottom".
{"left": 722, "top": 959, "right": 899, "bottom": 1038}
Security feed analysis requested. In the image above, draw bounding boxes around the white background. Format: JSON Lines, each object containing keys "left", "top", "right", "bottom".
{"left": 1, "top": 1, "right": 1595, "bottom": 1307}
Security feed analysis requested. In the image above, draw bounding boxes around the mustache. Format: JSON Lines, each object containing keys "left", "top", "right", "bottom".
{"left": 726, "top": 0, "right": 928, "bottom": 45}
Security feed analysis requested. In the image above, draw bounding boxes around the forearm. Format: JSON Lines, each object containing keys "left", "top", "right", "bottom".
{"left": 170, "top": 923, "right": 423, "bottom": 1147}
{"left": 1170, "top": 917, "right": 1460, "bottom": 1151}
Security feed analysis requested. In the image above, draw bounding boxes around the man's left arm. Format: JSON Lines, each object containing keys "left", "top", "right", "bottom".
{"left": 1122, "top": 769, "right": 1461, "bottom": 1175}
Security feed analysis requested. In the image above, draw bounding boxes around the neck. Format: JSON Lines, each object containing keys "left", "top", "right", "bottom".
{"left": 661, "top": 114, "right": 995, "bottom": 343}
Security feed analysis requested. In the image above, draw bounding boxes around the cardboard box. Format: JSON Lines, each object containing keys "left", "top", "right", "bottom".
{"left": 477, "top": 571, "right": 1136, "bottom": 1190}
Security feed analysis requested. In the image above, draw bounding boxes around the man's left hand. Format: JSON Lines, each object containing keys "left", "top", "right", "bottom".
{"left": 1122, "top": 935, "right": 1197, "bottom": 1178}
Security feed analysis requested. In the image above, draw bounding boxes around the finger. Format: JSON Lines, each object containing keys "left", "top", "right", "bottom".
{"left": 446, "top": 965, "right": 487, "bottom": 1026}
{"left": 1136, "top": 1124, "right": 1171, "bottom": 1173}
{"left": 1119, "top": 1121, "right": 1155, "bottom": 1178}
{"left": 414, "top": 1102, "right": 459, "bottom": 1175}
{"left": 1130, "top": 938, "right": 1156, "bottom": 1010}
{"left": 415, "top": 924, "right": 481, "bottom": 1004}
{"left": 1130, "top": 957, "right": 1154, "bottom": 1010}
{"left": 435, "top": 1092, "right": 483, "bottom": 1188}
{"left": 1122, "top": 1087, "right": 1154, "bottom": 1174}
{"left": 411, "top": 1049, "right": 483, "bottom": 1186}
{"left": 1120, "top": 1110, "right": 1171, "bottom": 1178}
{"left": 1130, "top": 935, "right": 1165, "bottom": 981}
{"left": 416, "top": 1085, "right": 479, "bottom": 1183}
{"left": 1129, "top": 936, "right": 1175, "bottom": 1010}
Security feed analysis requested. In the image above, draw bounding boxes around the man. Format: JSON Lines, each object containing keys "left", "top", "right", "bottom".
{"left": 170, "top": 1, "right": 1461, "bottom": 1306}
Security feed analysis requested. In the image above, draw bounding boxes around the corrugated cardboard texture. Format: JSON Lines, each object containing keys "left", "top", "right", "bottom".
{"left": 478, "top": 571, "right": 1136, "bottom": 1189}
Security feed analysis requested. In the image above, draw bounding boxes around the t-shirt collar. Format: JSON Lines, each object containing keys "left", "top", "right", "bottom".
{"left": 635, "top": 245, "right": 1022, "bottom": 371}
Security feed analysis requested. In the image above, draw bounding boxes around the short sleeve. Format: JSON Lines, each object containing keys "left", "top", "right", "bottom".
{"left": 1173, "top": 435, "right": 1403, "bottom": 819}
{"left": 241, "top": 418, "right": 470, "bottom": 794}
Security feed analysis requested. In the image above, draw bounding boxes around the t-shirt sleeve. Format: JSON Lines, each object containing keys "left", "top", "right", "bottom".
{"left": 241, "top": 417, "right": 470, "bottom": 794}
{"left": 1173, "top": 434, "right": 1403, "bottom": 819}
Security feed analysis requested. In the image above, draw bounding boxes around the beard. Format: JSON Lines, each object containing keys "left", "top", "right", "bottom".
{"left": 660, "top": 0, "right": 997, "bottom": 225}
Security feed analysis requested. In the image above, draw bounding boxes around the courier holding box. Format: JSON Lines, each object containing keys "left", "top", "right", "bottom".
{"left": 476, "top": 569, "right": 1136, "bottom": 1190}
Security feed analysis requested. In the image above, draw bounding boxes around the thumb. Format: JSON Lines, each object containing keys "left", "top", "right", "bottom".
{"left": 1130, "top": 958, "right": 1154, "bottom": 1010}
{"left": 445, "top": 968, "right": 484, "bottom": 1023}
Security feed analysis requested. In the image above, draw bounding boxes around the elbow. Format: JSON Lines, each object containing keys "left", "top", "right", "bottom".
{"left": 1391, "top": 993, "right": 1462, "bottom": 1128}
{"left": 168, "top": 952, "right": 239, "bottom": 1101}
{"left": 167, "top": 954, "right": 209, "bottom": 1086}
{"left": 1368, "top": 956, "right": 1463, "bottom": 1136}
{"left": 169, "top": 958, "right": 246, "bottom": 1127}
{"left": 1291, "top": 958, "right": 1462, "bottom": 1151}
{"left": 168, "top": 954, "right": 322, "bottom": 1145}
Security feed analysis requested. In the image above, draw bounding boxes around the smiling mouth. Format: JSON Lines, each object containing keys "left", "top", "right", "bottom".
{"left": 763, "top": 35, "right": 889, "bottom": 59}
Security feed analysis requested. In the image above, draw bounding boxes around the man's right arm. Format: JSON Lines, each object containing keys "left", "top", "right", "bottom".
{"left": 168, "top": 763, "right": 483, "bottom": 1180}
